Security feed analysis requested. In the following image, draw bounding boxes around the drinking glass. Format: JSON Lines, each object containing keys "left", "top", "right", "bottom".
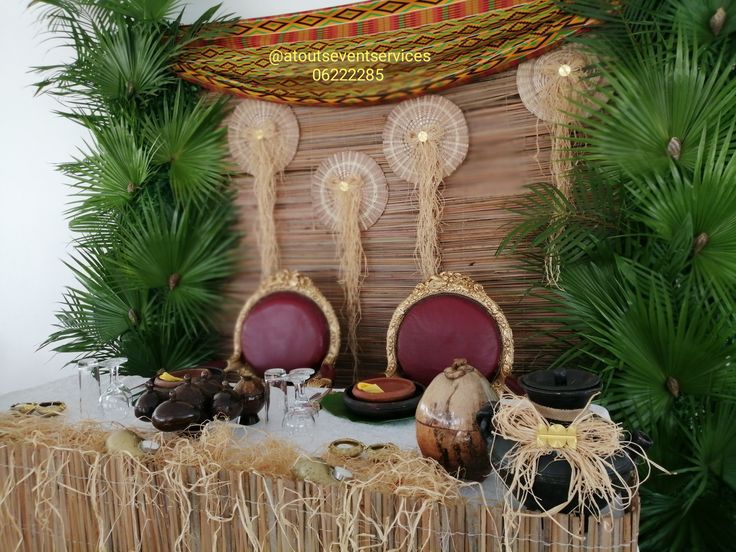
{"left": 77, "top": 358, "right": 102, "bottom": 418}
{"left": 99, "top": 357, "right": 132, "bottom": 420}
{"left": 288, "top": 368, "right": 315, "bottom": 404}
{"left": 263, "top": 368, "right": 288, "bottom": 422}
{"left": 282, "top": 403, "right": 317, "bottom": 435}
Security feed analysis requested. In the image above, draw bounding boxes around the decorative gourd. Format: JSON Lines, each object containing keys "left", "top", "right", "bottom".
{"left": 415, "top": 358, "right": 498, "bottom": 480}
{"left": 212, "top": 382, "right": 243, "bottom": 421}
{"left": 151, "top": 392, "right": 202, "bottom": 433}
{"left": 234, "top": 374, "right": 266, "bottom": 425}
{"left": 134, "top": 381, "right": 161, "bottom": 421}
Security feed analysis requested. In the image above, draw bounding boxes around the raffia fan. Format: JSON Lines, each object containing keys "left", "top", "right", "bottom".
{"left": 228, "top": 99, "right": 299, "bottom": 278}
{"left": 516, "top": 44, "right": 603, "bottom": 286}
{"left": 383, "top": 95, "right": 469, "bottom": 279}
{"left": 312, "top": 151, "right": 388, "bottom": 382}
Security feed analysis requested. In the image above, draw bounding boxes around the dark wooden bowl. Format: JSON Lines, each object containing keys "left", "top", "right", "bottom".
{"left": 342, "top": 383, "right": 425, "bottom": 420}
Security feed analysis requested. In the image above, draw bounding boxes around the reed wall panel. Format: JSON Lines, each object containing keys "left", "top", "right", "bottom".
{"left": 219, "top": 70, "right": 555, "bottom": 385}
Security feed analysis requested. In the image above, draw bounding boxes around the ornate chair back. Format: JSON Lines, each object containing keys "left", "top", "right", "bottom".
{"left": 226, "top": 270, "right": 340, "bottom": 385}
{"left": 385, "top": 272, "right": 513, "bottom": 388}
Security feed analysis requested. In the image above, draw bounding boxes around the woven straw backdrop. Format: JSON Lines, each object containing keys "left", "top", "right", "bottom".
{"left": 219, "top": 70, "right": 553, "bottom": 386}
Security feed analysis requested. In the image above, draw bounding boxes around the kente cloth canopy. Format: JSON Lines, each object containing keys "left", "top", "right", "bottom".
{"left": 174, "top": 0, "right": 596, "bottom": 106}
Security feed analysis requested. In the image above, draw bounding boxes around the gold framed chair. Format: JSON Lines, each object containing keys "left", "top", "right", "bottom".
{"left": 226, "top": 270, "right": 340, "bottom": 386}
{"left": 385, "top": 271, "right": 513, "bottom": 388}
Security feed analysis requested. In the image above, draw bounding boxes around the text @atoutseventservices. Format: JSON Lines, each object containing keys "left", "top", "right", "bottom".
{"left": 268, "top": 48, "right": 433, "bottom": 82}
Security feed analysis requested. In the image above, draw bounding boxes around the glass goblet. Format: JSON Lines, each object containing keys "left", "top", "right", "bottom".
{"left": 99, "top": 357, "right": 132, "bottom": 420}
{"left": 288, "top": 368, "right": 315, "bottom": 404}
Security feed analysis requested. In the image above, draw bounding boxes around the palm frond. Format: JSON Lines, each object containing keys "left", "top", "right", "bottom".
{"left": 114, "top": 195, "right": 238, "bottom": 335}
{"left": 42, "top": 249, "right": 146, "bottom": 353}
{"left": 144, "top": 86, "right": 231, "bottom": 205}
{"left": 577, "top": 30, "right": 736, "bottom": 179}
{"left": 548, "top": 262, "right": 736, "bottom": 430}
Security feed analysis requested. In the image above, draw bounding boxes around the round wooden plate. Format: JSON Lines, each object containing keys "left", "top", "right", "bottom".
{"left": 352, "top": 377, "right": 416, "bottom": 403}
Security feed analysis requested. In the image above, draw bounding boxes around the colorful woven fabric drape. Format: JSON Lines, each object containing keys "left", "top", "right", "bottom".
{"left": 174, "top": 0, "right": 596, "bottom": 106}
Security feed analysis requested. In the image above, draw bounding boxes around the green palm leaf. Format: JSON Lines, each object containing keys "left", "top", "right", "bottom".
{"left": 144, "top": 87, "right": 231, "bottom": 204}
{"left": 550, "top": 263, "right": 736, "bottom": 429}
{"left": 115, "top": 195, "right": 237, "bottom": 334}
{"left": 42, "top": 249, "right": 148, "bottom": 353}
{"left": 578, "top": 31, "right": 736, "bottom": 178}
{"left": 629, "top": 127, "right": 736, "bottom": 311}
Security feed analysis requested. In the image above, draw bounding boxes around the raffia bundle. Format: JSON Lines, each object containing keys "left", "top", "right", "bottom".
{"left": 329, "top": 175, "right": 366, "bottom": 377}
{"left": 312, "top": 151, "right": 387, "bottom": 381}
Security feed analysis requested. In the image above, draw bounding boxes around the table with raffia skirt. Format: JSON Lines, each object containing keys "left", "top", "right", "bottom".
{"left": 0, "top": 375, "right": 639, "bottom": 551}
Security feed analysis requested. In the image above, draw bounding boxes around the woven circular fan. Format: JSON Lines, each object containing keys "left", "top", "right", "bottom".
{"left": 516, "top": 45, "right": 603, "bottom": 125}
{"left": 516, "top": 45, "right": 603, "bottom": 289}
{"left": 227, "top": 99, "right": 299, "bottom": 174}
{"left": 383, "top": 95, "right": 468, "bottom": 184}
{"left": 312, "top": 151, "right": 388, "bottom": 232}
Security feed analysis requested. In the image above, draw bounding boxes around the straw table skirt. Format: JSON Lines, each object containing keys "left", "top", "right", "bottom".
{"left": 0, "top": 442, "right": 639, "bottom": 552}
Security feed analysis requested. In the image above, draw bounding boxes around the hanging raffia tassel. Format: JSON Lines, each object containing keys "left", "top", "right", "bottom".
{"left": 333, "top": 177, "right": 365, "bottom": 379}
{"left": 490, "top": 393, "right": 661, "bottom": 550}
{"left": 228, "top": 100, "right": 299, "bottom": 278}
{"left": 384, "top": 95, "right": 469, "bottom": 279}
{"left": 312, "top": 151, "right": 388, "bottom": 382}
{"left": 517, "top": 45, "right": 604, "bottom": 287}
{"left": 410, "top": 124, "right": 445, "bottom": 278}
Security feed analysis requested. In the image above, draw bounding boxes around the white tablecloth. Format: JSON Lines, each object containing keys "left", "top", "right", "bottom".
{"left": 0, "top": 374, "right": 506, "bottom": 502}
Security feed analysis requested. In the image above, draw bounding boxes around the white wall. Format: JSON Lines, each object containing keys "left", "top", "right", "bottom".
{"left": 0, "top": 0, "right": 351, "bottom": 395}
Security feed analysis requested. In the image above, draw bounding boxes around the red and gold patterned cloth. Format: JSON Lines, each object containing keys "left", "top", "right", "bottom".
{"left": 174, "top": 0, "right": 596, "bottom": 105}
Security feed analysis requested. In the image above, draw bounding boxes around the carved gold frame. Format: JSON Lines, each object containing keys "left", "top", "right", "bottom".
{"left": 225, "top": 270, "right": 340, "bottom": 386}
{"left": 385, "top": 271, "right": 514, "bottom": 388}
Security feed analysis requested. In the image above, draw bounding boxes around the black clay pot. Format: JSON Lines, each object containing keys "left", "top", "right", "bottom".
{"left": 172, "top": 375, "right": 207, "bottom": 411}
{"left": 476, "top": 404, "right": 652, "bottom": 513}
{"left": 151, "top": 393, "right": 202, "bottom": 433}
{"left": 193, "top": 370, "right": 223, "bottom": 399}
{"left": 134, "top": 381, "right": 161, "bottom": 421}
{"left": 234, "top": 375, "right": 265, "bottom": 426}
{"left": 520, "top": 368, "right": 602, "bottom": 411}
{"left": 212, "top": 383, "right": 243, "bottom": 421}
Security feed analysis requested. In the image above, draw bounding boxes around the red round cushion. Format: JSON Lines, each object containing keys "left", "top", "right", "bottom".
{"left": 240, "top": 291, "right": 330, "bottom": 376}
{"left": 396, "top": 294, "right": 502, "bottom": 386}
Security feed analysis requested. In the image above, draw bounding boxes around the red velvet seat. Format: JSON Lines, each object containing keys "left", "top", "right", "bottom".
{"left": 396, "top": 295, "right": 502, "bottom": 386}
{"left": 226, "top": 270, "right": 340, "bottom": 383}
{"left": 241, "top": 291, "right": 330, "bottom": 375}
{"left": 386, "top": 272, "right": 513, "bottom": 387}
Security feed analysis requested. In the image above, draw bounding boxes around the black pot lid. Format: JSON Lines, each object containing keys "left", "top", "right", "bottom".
{"left": 521, "top": 368, "right": 601, "bottom": 392}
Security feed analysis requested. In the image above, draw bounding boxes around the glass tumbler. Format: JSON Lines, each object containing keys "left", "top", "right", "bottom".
{"left": 282, "top": 403, "right": 317, "bottom": 435}
{"left": 263, "top": 368, "right": 288, "bottom": 422}
{"left": 77, "top": 358, "right": 102, "bottom": 418}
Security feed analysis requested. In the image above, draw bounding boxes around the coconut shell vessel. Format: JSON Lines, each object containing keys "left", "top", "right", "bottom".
{"left": 415, "top": 358, "right": 498, "bottom": 480}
